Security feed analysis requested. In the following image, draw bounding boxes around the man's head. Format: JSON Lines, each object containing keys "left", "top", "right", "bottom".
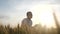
{"left": 27, "top": 11, "right": 32, "bottom": 19}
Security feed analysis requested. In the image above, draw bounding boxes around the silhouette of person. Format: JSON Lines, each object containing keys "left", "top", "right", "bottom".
{"left": 21, "top": 11, "right": 33, "bottom": 27}
{"left": 21, "top": 11, "right": 33, "bottom": 34}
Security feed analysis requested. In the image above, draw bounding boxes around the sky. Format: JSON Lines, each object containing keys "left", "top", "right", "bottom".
{"left": 0, "top": 0, "right": 60, "bottom": 28}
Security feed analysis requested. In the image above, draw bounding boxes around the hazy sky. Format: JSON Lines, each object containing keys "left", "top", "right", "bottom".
{"left": 0, "top": 0, "right": 60, "bottom": 27}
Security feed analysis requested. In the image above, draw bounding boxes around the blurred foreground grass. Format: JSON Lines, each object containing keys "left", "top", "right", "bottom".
{"left": 0, "top": 23, "right": 58, "bottom": 34}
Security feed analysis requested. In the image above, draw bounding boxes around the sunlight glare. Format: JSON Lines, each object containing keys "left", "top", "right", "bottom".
{"left": 30, "top": 4, "right": 56, "bottom": 28}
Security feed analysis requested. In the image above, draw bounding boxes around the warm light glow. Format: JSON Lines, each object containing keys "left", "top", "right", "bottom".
{"left": 30, "top": 4, "right": 56, "bottom": 28}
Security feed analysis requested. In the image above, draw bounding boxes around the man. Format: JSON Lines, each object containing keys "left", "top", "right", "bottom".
{"left": 21, "top": 11, "right": 33, "bottom": 34}
{"left": 21, "top": 11, "right": 32, "bottom": 27}
{"left": 21, "top": 11, "right": 33, "bottom": 27}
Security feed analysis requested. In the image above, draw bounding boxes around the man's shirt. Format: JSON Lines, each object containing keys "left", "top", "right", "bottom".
{"left": 21, "top": 18, "right": 32, "bottom": 27}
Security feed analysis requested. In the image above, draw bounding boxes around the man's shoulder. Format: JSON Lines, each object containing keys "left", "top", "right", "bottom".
{"left": 22, "top": 18, "right": 28, "bottom": 21}
{"left": 23, "top": 18, "right": 27, "bottom": 20}
{"left": 22, "top": 18, "right": 28, "bottom": 23}
{"left": 22, "top": 18, "right": 32, "bottom": 22}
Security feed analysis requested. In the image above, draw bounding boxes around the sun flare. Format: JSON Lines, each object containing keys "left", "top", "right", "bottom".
{"left": 30, "top": 4, "right": 56, "bottom": 28}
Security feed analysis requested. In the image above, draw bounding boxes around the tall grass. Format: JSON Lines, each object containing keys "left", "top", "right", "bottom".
{"left": 0, "top": 23, "right": 58, "bottom": 34}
